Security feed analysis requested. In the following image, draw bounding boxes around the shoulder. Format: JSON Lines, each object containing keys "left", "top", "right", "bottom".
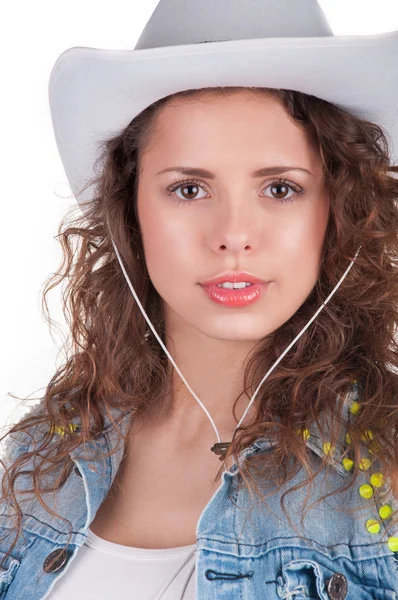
{"left": 0, "top": 402, "right": 48, "bottom": 466}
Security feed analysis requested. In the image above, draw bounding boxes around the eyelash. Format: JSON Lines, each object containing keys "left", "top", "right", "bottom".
{"left": 166, "top": 177, "right": 304, "bottom": 205}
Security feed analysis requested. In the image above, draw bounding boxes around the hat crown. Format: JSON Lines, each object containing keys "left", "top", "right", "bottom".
{"left": 134, "top": 0, "right": 334, "bottom": 51}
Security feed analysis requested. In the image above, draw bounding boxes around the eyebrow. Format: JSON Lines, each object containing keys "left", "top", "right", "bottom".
{"left": 156, "top": 165, "right": 313, "bottom": 178}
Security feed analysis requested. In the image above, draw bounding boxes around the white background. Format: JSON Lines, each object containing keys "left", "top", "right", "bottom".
{"left": 1, "top": 1, "right": 397, "bottom": 434}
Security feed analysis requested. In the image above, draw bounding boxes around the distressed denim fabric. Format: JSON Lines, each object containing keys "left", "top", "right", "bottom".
{"left": 0, "top": 382, "right": 397, "bottom": 599}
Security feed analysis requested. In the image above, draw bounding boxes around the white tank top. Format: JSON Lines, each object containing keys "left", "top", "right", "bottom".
{"left": 47, "top": 527, "right": 197, "bottom": 600}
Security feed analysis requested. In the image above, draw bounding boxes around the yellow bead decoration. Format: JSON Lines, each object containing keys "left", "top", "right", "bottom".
{"left": 387, "top": 535, "right": 398, "bottom": 552}
{"left": 350, "top": 401, "right": 360, "bottom": 415}
{"left": 359, "top": 458, "right": 371, "bottom": 471}
{"left": 296, "top": 428, "right": 310, "bottom": 440}
{"left": 369, "top": 473, "right": 384, "bottom": 488}
{"left": 365, "top": 519, "right": 381, "bottom": 534}
{"left": 368, "top": 441, "right": 380, "bottom": 456}
{"left": 379, "top": 504, "right": 393, "bottom": 520}
{"left": 359, "top": 484, "right": 374, "bottom": 499}
{"left": 345, "top": 432, "right": 351, "bottom": 444}
{"left": 51, "top": 423, "right": 79, "bottom": 436}
{"left": 361, "top": 430, "right": 373, "bottom": 441}
{"left": 323, "top": 442, "right": 335, "bottom": 455}
{"left": 351, "top": 379, "right": 358, "bottom": 384}
{"left": 342, "top": 458, "right": 354, "bottom": 471}
{"left": 387, "top": 536, "right": 398, "bottom": 552}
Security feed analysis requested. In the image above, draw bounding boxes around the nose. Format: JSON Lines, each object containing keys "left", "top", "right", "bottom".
{"left": 206, "top": 200, "right": 262, "bottom": 256}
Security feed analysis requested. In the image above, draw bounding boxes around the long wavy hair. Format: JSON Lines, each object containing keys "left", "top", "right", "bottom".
{"left": 1, "top": 86, "right": 398, "bottom": 564}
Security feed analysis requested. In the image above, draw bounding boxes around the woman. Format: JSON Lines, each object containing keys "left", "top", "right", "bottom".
{"left": 0, "top": 0, "right": 398, "bottom": 598}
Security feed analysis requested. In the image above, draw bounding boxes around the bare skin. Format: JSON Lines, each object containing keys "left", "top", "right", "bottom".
{"left": 90, "top": 410, "right": 233, "bottom": 548}
{"left": 90, "top": 385, "right": 259, "bottom": 548}
{"left": 90, "top": 88, "right": 330, "bottom": 548}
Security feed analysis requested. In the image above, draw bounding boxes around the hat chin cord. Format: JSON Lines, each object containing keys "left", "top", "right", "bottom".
{"left": 110, "top": 236, "right": 362, "bottom": 466}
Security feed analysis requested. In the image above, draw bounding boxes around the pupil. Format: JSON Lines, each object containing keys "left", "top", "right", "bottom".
{"left": 183, "top": 185, "right": 197, "bottom": 199}
{"left": 272, "top": 184, "right": 287, "bottom": 198}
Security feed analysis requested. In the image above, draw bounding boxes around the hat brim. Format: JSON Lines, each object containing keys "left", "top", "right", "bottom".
{"left": 48, "top": 31, "right": 398, "bottom": 211}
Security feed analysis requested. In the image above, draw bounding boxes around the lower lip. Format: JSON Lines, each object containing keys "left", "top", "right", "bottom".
{"left": 200, "top": 283, "right": 269, "bottom": 307}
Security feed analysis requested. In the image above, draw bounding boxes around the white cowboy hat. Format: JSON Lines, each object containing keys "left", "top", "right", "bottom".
{"left": 48, "top": 0, "right": 398, "bottom": 214}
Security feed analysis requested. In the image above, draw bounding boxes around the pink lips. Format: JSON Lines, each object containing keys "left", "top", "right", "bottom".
{"left": 201, "top": 271, "right": 267, "bottom": 287}
{"left": 200, "top": 281, "right": 269, "bottom": 307}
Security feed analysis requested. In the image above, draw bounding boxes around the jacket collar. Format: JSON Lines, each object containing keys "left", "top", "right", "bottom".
{"left": 91, "top": 381, "right": 360, "bottom": 485}
{"left": 0, "top": 384, "right": 359, "bottom": 544}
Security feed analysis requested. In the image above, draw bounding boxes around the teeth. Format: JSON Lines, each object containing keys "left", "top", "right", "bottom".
{"left": 216, "top": 282, "right": 253, "bottom": 289}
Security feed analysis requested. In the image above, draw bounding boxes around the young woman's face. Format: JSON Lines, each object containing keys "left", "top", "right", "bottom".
{"left": 136, "top": 90, "right": 330, "bottom": 343}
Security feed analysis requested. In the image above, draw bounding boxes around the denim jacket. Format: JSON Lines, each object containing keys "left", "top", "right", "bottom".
{"left": 0, "top": 382, "right": 397, "bottom": 600}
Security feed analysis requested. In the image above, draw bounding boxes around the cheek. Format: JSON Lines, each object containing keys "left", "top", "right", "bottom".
{"left": 278, "top": 200, "right": 329, "bottom": 289}
{"left": 138, "top": 199, "right": 199, "bottom": 289}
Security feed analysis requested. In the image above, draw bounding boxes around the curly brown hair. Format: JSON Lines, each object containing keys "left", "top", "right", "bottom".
{"left": 1, "top": 86, "right": 398, "bottom": 566}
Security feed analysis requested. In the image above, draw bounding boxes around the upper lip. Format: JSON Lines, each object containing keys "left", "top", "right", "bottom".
{"left": 201, "top": 271, "right": 268, "bottom": 286}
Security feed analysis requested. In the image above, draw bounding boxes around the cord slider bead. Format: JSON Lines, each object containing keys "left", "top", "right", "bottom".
{"left": 210, "top": 442, "right": 231, "bottom": 461}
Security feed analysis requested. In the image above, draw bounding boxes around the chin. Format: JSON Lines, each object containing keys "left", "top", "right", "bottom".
{"left": 194, "top": 320, "right": 273, "bottom": 343}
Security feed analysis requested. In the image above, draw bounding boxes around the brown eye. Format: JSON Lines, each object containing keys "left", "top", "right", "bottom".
{"left": 180, "top": 184, "right": 201, "bottom": 201}
{"left": 263, "top": 179, "right": 304, "bottom": 204}
{"left": 167, "top": 179, "right": 208, "bottom": 204}
{"left": 167, "top": 177, "right": 304, "bottom": 206}
{"left": 270, "top": 183, "right": 290, "bottom": 200}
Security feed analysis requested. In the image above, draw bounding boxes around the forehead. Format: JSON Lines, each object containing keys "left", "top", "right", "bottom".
{"left": 141, "top": 90, "right": 321, "bottom": 172}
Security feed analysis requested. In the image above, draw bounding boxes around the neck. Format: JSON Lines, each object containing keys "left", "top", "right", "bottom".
{"left": 151, "top": 325, "right": 263, "bottom": 440}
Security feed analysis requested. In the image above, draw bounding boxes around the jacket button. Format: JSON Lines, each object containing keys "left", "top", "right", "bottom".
{"left": 74, "top": 465, "right": 83, "bottom": 477}
{"left": 326, "top": 573, "right": 348, "bottom": 599}
{"left": 43, "top": 548, "right": 68, "bottom": 573}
